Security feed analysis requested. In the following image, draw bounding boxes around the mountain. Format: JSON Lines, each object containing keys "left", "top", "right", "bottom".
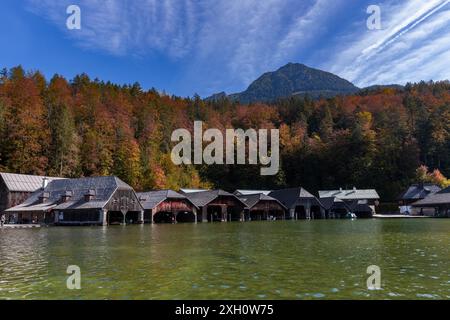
{"left": 206, "top": 63, "right": 360, "bottom": 104}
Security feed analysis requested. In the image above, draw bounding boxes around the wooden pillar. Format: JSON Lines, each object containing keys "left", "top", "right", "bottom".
{"left": 321, "top": 208, "right": 326, "bottom": 219}
{"left": 122, "top": 212, "right": 126, "bottom": 225}
{"left": 101, "top": 209, "right": 108, "bottom": 226}
{"left": 221, "top": 204, "right": 227, "bottom": 222}
{"left": 289, "top": 208, "right": 295, "bottom": 220}
{"left": 306, "top": 203, "right": 311, "bottom": 220}
{"left": 201, "top": 206, "right": 208, "bottom": 223}
{"left": 138, "top": 210, "right": 144, "bottom": 224}
{"left": 193, "top": 207, "right": 198, "bottom": 223}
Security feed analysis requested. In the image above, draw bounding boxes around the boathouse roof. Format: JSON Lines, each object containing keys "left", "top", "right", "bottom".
{"left": 345, "top": 200, "right": 373, "bottom": 213}
{"left": 180, "top": 188, "right": 208, "bottom": 194}
{"left": 6, "top": 176, "right": 136, "bottom": 212}
{"left": 318, "top": 197, "right": 347, "bottom": 211}
{"left": 269, "top": 187, "right": 318, "bottom": 209}
{"left": 412, "top": 187, "right": 450, "bottom": 207}
{"left": 137, "top": 190, "right": 197, "bottom": 210}
{"left": 318, "top": 188, "right": 380, "bottom": 200}
{"left": 183, "top": 190, "right": 246, "bottom": 208}
{"left": 237, "top": 193, "right": 286, "bottom": 210}
{"left": 398, "top": 184, "right": 441, "bottom": 201}
{"left": 234, "top": 190, "right": 272, "bottom": 196}
{"left": 0, "top": 172, "right": 63, "bottom": 192}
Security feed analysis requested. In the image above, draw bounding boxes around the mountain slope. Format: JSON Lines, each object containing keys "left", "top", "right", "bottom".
{"left": 208, "top": 63, "right": 360, "bottom": 103}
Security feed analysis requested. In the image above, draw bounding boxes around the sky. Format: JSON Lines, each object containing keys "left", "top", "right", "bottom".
{"left": 1, "top": 0, "right": 449, "bottom": 97}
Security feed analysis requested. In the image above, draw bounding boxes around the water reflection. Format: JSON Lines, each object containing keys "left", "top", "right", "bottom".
{"left": 0, "top": 220, "right": 449, "bottom": 300}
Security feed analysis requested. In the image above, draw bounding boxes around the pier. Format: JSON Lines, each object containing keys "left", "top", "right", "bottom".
{"left": 1, "top": 224, "right": 41, "bottom": 229}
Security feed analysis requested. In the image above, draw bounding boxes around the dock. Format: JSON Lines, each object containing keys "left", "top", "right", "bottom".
{"left": 1, "top": 224, "right": 41, "bottom": 229}
{"left": 373, "top": 214, "right": 431, "bottom": 219}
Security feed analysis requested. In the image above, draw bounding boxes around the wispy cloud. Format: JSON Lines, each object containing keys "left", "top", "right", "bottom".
{"left": 329, "top": 0, "right": 450, "bottom": 87}
{"left": 26, "top": 0, "right": 202, "bottom": 58}
{"left": 25, "top": 0, "right": 337, "bottom": 93}
{"left": 24, "top": 0, "right": 450, "bottom": 94}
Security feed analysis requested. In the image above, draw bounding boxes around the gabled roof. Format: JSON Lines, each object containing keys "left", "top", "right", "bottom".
{"left": 399, "top": 184, "right": 441, "bottom": 201}
{"left": 346, "top": 200, "right": 373, "bottom": 213}
{"left": 0, "top": 172, "right": 64, "bottom": 192}
{"left": 137, "top": 190, "right": 196, "bottom": 210}
{"left": 234, "top": 190, "right": 272, "bottom": 196}
{"left": 6, "top": 176, "right": 136, "bottom": 212}
{"left": 318, "top": 189, "right": 380, "bottom": 200}
{"left": 269, "top": 187, "right": 317, "bottom": 209}
{"left": 318, "top": 197, "right": 345, "bottom": 211}
{"left": 183, "top": 190, "right": 246, "bottom": 208}
{"left": 237, "top": 193, "right": 287, "bottom": 210}
{"left": 412, "top": 187, "right": 450, "bottom": 207}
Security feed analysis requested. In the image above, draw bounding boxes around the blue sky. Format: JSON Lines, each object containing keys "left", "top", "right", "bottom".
{"left": 1, "top": 0, "right": 449, "bottom": 97}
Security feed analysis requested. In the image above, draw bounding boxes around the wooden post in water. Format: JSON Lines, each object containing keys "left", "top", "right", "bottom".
{"left": 102, "top": 209, "right": 108, "bottom": 226}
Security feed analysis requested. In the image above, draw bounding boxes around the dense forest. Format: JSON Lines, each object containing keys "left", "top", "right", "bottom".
{"left": 0, "top": 66, "right": 449, "bottom": 201}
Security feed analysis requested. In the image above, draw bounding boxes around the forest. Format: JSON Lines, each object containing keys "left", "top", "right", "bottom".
{"left": 0, "top": 66, "right": 449, "bottom": 201}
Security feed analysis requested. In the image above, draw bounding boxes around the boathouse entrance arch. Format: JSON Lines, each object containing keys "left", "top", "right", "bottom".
{"left": 295, "top": 205, "right": 307, "bottom": 219}
{"left": 153, "top": 211, "right": 175, "bottom": 224}
{"left": 107, "top": 211, "right": 125, "bottom": 225}
{"left": 207, "top": 205, "right": 223, "bottom": 222}
{"left": 310, "top": 205, "right": 323, "bottom": 219}
{"left": 176, "top": 211, "right": 196, "bottom": 223}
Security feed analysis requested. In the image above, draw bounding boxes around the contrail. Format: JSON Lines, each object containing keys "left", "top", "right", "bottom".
{"left": 362, "top": 0, "right": 450, "bottom": 58}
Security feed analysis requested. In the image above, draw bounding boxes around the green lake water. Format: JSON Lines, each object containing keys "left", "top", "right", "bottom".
{"left": 0, "top": 219, "right": 449, "bottom": 300}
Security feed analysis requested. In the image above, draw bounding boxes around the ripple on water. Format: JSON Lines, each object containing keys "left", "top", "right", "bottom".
{"left": 1, "top": 221, "right": 449, "bottom": 300}
{"left": 416, "top": 293, "right": 439, "bottom": 299}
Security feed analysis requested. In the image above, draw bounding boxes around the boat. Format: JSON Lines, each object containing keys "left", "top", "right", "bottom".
{"left": 345, "top": 213, "right": 357, "bottom": 219}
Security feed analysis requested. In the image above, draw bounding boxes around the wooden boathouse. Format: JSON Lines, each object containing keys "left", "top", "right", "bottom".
{"left": 182, "top": 190, "right": 246, "bottom": 222}
{"left": 398, "top": 184, "right": 441, "bottom": 215}
{"left": 318, "top": 197, "right": 350, "bottom": 219}
{"left": 0, "top": 172, "right": 63, "bottom": 223}
{"left": 269, "top": 187, "right": 324, "bottom": 219}
{"left": 137, "top": 190, "right": 198, "bottom": 223}
{"left": 412, "top": 186, "right": 450, "bottom": 217}
{"left": 237, "top": 193, "right": 287, "bottom": 221}
{"left": 6, "top": 176, "right": 143, "bottom": 225}
{"left": 319, "top": 188, "right": 380, "bottom": 218}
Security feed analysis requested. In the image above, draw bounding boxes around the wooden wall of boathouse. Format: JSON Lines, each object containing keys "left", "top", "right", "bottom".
{"left": 247, "top": 200, "right": 286, "bottom": 221}
{"left": 199, "top": 196, "right": 245, "bottom": 223}
{"left": 146, "top": 198, "right": 197, "bottom": 224}
{"left": 0, "top": 179, "right": 34, "bottom": 214}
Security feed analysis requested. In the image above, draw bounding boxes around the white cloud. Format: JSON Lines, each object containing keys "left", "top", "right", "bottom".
{"left": 26, "top": 0, "right": 450, "bottom": 94}
{"left": 25, "top": 0, "right": 337, "bottom": 92}
{"left": 26, "top": 0, "right": 202, "bottom": 58}
{"left": 329, "top": 0, "right": 450, "bottom": 87}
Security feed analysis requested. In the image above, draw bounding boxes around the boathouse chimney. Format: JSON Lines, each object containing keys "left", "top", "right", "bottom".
{"left": 84, "top": 189, "right": 95, "bottom": 202}
{"left": 61, "top": 190, "right": 73, "bottom": 203}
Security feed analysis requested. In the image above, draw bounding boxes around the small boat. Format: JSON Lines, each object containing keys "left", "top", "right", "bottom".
{"left": 345, "top": 213, "right": 357, "bottom": 219}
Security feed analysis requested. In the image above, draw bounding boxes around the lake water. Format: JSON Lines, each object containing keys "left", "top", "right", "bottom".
{"left": 0, "top": 219, "right": 449, "bottom": 300}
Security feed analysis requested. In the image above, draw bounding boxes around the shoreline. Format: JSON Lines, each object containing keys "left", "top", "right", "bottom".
{"left": 373, "top": 214, "right": 432, "bottom": 219}
{"left": 1, "top": 224, "right": 41, "bottom": 229}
